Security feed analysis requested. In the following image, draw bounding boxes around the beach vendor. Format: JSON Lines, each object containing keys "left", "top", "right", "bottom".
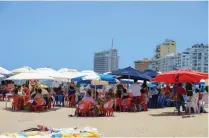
{"left": 176, "top": 83, "right": 187, "bottom": 115}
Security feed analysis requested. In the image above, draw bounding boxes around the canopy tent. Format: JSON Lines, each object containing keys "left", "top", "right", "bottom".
{"left": 36, "top": 68, "right": 69, "bottom": 82}
{"left": 5, "top": 72, "right": 54, "bottom": 80}
{"left": 142, "top": 69, "right": 158, "bottom": 78}
{"left": 12, "top": 66, "right": 35, "bottom": 74}
{"left": 152, "top": 69, "right": 208, "bottom": 84}
{"left": 0, "top": 67, "right": 12, "bottom": 75}
{"left": 111, "top": 66, "right": 152, "bottom": 81}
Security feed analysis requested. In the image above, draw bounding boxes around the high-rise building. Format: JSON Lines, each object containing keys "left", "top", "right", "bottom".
{"left": 149, "top": 43, "right": 208, "bottom": 73}
{"left": 190, "top": 44, "right": 208, "bottom": 73}
{"left": 94, "top": 40, "right": 119, "bottom": 73}
{"left": 134, "top": 58, "right": 152, "bottom": 71}
{"left": 154, "top": 39, "right": 176, "bottom": 59}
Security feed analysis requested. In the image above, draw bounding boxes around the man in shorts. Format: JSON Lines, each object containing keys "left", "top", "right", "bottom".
{"left": 128, "top": 79, "right": 141, "bottom": 111}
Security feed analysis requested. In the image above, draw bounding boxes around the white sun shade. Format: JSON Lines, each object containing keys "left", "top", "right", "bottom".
{"left": 5, "top": 72, "right": 54, "bottom": 80}
{"left": 0, "top": 67, "right": 12, "bottom": 75}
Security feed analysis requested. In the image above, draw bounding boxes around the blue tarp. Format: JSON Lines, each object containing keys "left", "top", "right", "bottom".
{"left": 111, "top": 67, "right": 152, "bottom": 81}
{"left": 142, "top": 69, "right": 158, "bottom": 78}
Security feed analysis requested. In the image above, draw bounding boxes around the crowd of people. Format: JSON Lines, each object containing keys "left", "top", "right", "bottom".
{"left": 0, "top": 79, "right": 208, "bottom": 116}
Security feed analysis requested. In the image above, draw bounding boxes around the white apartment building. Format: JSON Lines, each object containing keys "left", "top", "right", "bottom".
{"left": 149, "top": 43, "right": 208, "bottom": 73}
{"left": 190, "top": 44, "right": 208, "bottom": 73}
{"left": 94, "top": 48, "right": 119, "bottom": 73}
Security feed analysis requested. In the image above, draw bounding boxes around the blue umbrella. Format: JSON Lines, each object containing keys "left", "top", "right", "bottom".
{"left": 142, "top": 69, "right": 158, "bottom": 78}
{"left": 98, "top": 74, "right": 116, "bottom": 82}
{"left": 111, "top": 66, "right": 152, "bottom": 81}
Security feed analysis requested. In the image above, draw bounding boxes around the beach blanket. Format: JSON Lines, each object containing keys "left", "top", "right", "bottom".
{"left": 0, "top": 127, "right": 101, "bottom": 138}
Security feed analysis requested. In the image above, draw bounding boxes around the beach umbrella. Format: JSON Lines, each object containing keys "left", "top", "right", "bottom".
{"left": 0, "top": 67, "right": 12, "bottom": 75}
{"left": 152, "top": 69, "right": 208, "bottom": 84}
{"left": 5, "top": 72, "right": 54, "bottom": 80}
{"left": 12, "top": 66, "right": 35, "bottom": 74}
{"left": 36, "top": 68, "right": 69, "bottom": 82}
{"left": 58, "top": 68, "right": 78, "bottom": 73}
{"left": 0, "top": 74, "right": 4, "bottom": 78}
{"left": 142, "top": 69, "right": 159, "bottom": 78}
{"left": 111, "top": 66, "right": 152, "bottom": 81}
{"left": 60, "top": 71, "right": 82, "bottom": 82}
{"left": 98, "top": 74, "right": 116, "bottom": 82}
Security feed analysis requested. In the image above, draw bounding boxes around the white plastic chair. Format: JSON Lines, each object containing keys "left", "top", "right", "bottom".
{"left": 186, "top": 93, "right": 199, "bottom": 114}
{"left": 199, "top": 92, "right": 208, "bottom": 112}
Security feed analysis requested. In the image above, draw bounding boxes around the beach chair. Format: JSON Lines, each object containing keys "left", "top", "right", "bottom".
{"left": 114, "top": 98, "right": 122, "bottom": 111}
{"left": 121, "top": 98, "right": 133, "bottom": 112}
{"left": 102, "top": 100, "right": 114, "bottom": 116}
{"left": 31, "top": 98, "right": 45, "bottom": 112}
{"left": 12, "top": 96, "right": 21, "bottom": 111}
{"left": 186, "top": 94, "right": 199, "bottom": 114}
{"left": 76, "top": 101, "right": 92, "bottom": 117}
{"left": 139, "top": 95, "right": 148, "bottom": 111}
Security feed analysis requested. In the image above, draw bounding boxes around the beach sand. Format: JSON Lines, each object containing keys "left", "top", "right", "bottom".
{"left": 0, "top": 101, "right": 208, "bottom": 137}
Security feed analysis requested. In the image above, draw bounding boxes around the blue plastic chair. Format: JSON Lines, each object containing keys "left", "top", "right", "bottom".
{"left": 55, "top": 95, "right": 64, "bottom": 107}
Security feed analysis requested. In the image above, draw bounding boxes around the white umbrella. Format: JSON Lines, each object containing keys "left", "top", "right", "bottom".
{"left": 12, "top": 66, "right": 35, "bottom": 74}
{"left": 0, "top": 74, "right": 4, "bottom": 78}
{"left": 5, "top": 72, "right": 54, "bottom": 80}
{"left": 58, "top": 68, "right": 78, "bottom": 73}
{"left": 61, "top": 71, "right": 82, "bottom": 82}
{"left": 0, "top": 67, "right": 12, "bottom": 75}
{"left": 36, "top": 67, "right": 68, "bottom": 82}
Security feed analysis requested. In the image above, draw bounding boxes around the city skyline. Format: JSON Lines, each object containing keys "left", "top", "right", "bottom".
{"left": 0, "top": 2, "right": 208, "bottom": 70}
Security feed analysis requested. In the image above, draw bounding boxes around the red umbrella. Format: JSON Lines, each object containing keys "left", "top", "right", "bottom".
{"left": 152, "top": 70, "right": 208, "bottom": 84}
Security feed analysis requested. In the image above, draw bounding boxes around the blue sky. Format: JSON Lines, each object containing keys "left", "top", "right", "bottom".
{"left": 0, "top": 1, "right": 208, "bottom": 71}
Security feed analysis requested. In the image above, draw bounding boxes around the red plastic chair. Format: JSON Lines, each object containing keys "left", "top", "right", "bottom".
{"left": 121, "top": 98, "right": 133, "bottom": 112}
{"left": 31, "top": 98, "right": 45, "bottom": 112}
{"left": 115, "top": 98, "right": 122, "bottom": 111}
{"left": 102, "top": 100, "right": 114, "bottom": 116}
{"left": 76, "top": 101, "right": 92, "bottom": 117}
{"left": 12, "top": 96, "right": 21, "bottom": 111}
{"left": 139, "top": 95, "right": 148, "bottom": 111}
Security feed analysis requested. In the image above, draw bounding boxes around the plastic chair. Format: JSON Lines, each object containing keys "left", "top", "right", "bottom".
{"left": 31, "top": 98, "right": 45, "bottom": 112}
{"left": 121, "top": 98, "right": 133, "bottom": 112}
{"left": 186, "top": 94, "right": 199, "bottom": 114}
{"left": 139, "top": 95, "right": 148, "bottom": 111}
{"left": 114, "top": 98, "right": 122, "bottom": 111}
{"left": 55, "top": 95, "right": 64, "bottom": 107}
{"left": 102, "top": 100, "right": 114, "bottom": 116}
{"left": 76, "top": 101, "right": 92, "bottom": 117}
{"left": 12, "top": 96, "right": 21, "bottom": 111}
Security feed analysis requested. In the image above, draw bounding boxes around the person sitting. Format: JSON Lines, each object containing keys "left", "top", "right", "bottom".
{"left": 122, "top": 83, "right": 129, "bottom": 99}
{"left": 81, "top": 89, "right": 95, "bottom": 104}
{"left": 17, "top": 86, "right": 25, "bottom": 96}
{"left": 116, "top": 80, "right": 125, "bottom": 98}
{"left": 55, "top": 87, "right": 64, "bottom": 106}
{"left": 139, "top": 89, "right": 148, "bottom": 111}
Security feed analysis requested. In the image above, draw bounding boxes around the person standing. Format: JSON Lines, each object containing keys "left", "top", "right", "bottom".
{"left": 128, "top": 79, "right": 141, "bottom": 111}
{"left": 116, "top": 80, "right": 125, "bottom": 98}
{"left": 176, "top": 83, "right": 187, "bottom": 115}
{"left": 186, "top": 82, "right": 193, "bottom": 101}
{"left": 148, "top": 87, "right": 159, "bottom": 108}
